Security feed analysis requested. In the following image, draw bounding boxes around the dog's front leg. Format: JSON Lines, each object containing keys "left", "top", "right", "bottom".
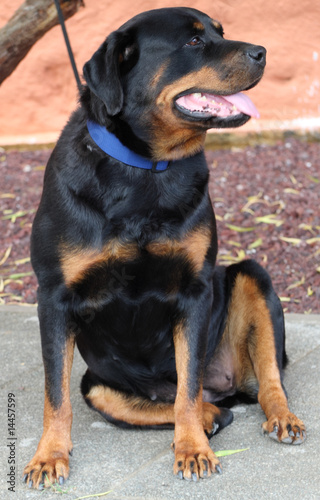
{"left": 23, "top": 298, "right": 75, "bottom": 490}
{"left": 173, "top": 287, "right": 221, "bottom": 481}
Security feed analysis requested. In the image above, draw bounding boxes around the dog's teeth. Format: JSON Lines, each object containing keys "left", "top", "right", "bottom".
{"left": 192, "top": 92, "right": 202, "bottom": 98}
{"left": 209, "top": 98, "right": 218, "bottom": 105}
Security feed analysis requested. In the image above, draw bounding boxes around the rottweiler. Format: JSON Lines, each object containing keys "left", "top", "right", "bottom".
{"left": 24, "top": 7, "right": 305, "bottom": 489}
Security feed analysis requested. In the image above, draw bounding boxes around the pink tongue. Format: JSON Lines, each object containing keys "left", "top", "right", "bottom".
{"left": 222, "top": 93, "right": 260, "bottom": 119}
{"left": 176, "top": 91, "right": 260, "bottom": 119}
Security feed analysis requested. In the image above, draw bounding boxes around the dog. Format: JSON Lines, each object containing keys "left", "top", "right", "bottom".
{"left": 24, "top": 7, "right": 305, "bottom": 489}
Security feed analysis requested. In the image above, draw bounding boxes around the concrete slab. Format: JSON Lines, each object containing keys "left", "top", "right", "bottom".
{"left": 0, "top": 306, "right": 319, "bottom": 499}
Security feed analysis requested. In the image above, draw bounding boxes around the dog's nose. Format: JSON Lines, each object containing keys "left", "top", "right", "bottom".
{"left": 246, "top": 45, "right": 266, "bottom": 66}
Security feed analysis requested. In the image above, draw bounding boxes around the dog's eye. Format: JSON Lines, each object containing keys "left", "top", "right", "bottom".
{"left": 186, "top": 36, "right": 202, "bottom": 47}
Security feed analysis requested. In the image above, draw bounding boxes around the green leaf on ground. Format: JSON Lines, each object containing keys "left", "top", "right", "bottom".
{"left": 280, "top": 236, "right": 302, "bottom": 245}
{"left": 307, "top": 175, "right": 319, "bottom": 183}
{"left": 255, "top": 214, "right": 283, "bottom": 227}
{"left": 73, "top": 490, "right": 113, "bottom": 500}
{"left": 248, "top": 238, "right": 263, "bottom": 249}
{"left": 216, "top": 448, "right": 249, "bottom": 457}
{"left": 0, "top": 245, "right": 12, "bottom": 266}
{"left": 283, "top": 188, "right": 300, "bottom": 195}
{"left": 2, "top": 210, "right": 27, "bottom": 222}
{"left": 306, "top": 237, "right": 320, "bottom": 244}
{"left": 225, "top": 224, "right": 255, "bottom": 232}
{"left": 8, "top": 272, "right": 33, "bottom": 279}
{"left": 287, "top": 277, "right": 305, "bottom": 290}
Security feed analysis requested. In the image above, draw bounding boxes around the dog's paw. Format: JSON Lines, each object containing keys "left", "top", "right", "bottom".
{"left": 23, "top": 450, "right": 71, "bottom": 490}
{"left": 173, "top": 443, "right": 221, "bottom": 481}
{"left": 262, "top": 412, "right": 306, "bottom": 445}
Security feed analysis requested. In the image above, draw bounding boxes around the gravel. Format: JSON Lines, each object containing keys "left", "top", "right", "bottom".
{"left": 1, "top": 137, "right": 319, "bottom": 312}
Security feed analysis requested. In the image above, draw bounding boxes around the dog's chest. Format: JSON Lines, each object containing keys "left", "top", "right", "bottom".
{"left": 61, "top": 226, "right": 211, "bottom": 309}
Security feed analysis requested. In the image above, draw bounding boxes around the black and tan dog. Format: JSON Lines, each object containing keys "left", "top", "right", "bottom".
{"left": 24, "top": 7, "right": 305, "bottom": 489}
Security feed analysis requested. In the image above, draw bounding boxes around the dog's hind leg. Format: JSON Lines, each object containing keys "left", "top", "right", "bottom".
{"left": 81, "top": 371, "right": 175, "bottom": 429}
{"left": 224, "top": 261, "right": 306, "bottom": 445}
{"left": 81, "top": 370, "right": 231, "bottom": 438}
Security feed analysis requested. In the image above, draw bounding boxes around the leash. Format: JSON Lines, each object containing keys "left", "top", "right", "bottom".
{"left": 53, "top": 0, "right": 82, "bottom": 91}
{"left": 53, "top": 5, "right": 170, "bottom": 172}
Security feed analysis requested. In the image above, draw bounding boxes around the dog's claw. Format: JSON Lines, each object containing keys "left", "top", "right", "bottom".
{"left": 205, "top": 422, "right": 220, "bottom": 440}
{"left": 282, "top": 436, "right": 293, "bottom": 444}
{"left": 293, "top": 438, "right": 302, "bottom": 445}
{"left": 192, "top": 472, "right": 198, "bottom": 482}
{"left": 212, "top": 422, "right": 219, "bottom": 435}
{"left": 23, "top": 473, "right": 28, "bottom": 483}
{"left": 59, "top": 476, "right": 65, "bottom": 485}
{"left": 269, "top": 431, "right": 278, "bottom": 441}
{"left": 177, "top": 470, "right": 183, "bottom": 480}
{"left": 215, "top": 464, "right": 222, "bottom": 475}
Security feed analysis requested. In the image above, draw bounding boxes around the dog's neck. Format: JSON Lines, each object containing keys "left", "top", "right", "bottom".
{"left": 87, "top": 120, "right": 170, "bottom": 172}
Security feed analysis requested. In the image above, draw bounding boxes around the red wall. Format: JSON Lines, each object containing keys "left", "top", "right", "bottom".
{"left": 0, "top": 0, "right": 319, "bottom": 142}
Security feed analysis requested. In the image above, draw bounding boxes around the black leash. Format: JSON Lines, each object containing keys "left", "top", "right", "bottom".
{"left": 53, "top": 0, "right": 82, "bottom": 91}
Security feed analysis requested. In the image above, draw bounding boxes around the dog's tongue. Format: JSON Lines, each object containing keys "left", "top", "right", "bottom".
{"left": 176, "top": 91, "right": 260, "bottom": 119}
{"left": 222, "top": 93, "right": 260, "bottom": 118}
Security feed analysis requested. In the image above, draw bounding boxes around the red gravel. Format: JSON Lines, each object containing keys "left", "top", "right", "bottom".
{"left": 1, "top": 138, "right": 319, "bottom": 312}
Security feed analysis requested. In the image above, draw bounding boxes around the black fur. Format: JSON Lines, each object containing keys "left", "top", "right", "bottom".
{"left": 26, "top": 4, "right": 299, "bottom": 478}
{"left": 32, "top": 8, "right": 271, "bottom": 411}
{"left": 24, "top": 11, "right": 308, "bottom": 490}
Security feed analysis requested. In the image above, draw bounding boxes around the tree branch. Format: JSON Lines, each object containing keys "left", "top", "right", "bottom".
{"left": 0, "top": 0, "right": 84, "bottom": 86}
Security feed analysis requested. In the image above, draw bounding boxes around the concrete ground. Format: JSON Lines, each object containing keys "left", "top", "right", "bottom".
{"left": 0, "top": 306, "right": 319, "bottom": 500}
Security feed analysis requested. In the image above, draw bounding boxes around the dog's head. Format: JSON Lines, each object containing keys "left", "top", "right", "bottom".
{"left": 82, "top": 7, "right": 266, "bottom": 161}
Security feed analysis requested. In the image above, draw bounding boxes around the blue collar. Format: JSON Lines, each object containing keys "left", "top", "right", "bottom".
{"left": 87, "top": 120, "right": 170, "bottom": 172}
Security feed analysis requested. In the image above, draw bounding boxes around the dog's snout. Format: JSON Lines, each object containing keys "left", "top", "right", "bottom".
{"left": 246, "top": 45, "right": 266, "bottom": 66}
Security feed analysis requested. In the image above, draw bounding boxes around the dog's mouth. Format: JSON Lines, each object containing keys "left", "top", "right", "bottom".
{"left": 174, "top": 91, "right": 259, "bottom": 120}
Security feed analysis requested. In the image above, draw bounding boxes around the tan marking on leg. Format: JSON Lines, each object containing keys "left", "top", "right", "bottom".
{"left": 222, "top": 273, "right": 305, "bottom": 443}
{"left": 60, "top": 239, "right": 139, "bottom": 286}
{"left": 86, "top": 385, "right": 175, "bottom": 426}
{"left": 86, "top": 380, "right": 223, "bottom": 436}
{"left": 24, "top": 336, "right": 75, "bottom": 489}
{"left": 173, "top": 323, "right": 220, "bottom": 479}
{"left": 225, "top": 274, "right": 287, "bottom": 410}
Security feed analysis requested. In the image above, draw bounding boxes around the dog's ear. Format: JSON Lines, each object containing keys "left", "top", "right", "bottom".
{"left": 83, "top": 30, "right": 137, "bottom": 117}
